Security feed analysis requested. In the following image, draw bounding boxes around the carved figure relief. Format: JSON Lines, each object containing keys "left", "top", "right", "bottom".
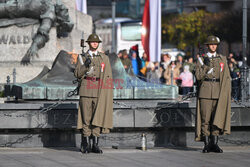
{"left": 0, "top": 0, "right": 74, "bottom": 65}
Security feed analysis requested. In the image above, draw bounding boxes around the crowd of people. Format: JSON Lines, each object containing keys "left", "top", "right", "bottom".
{"left": 118, "top": 48, "right": 196, "bottom": 96}
{"left": 118, "top": 47, "right": 242, "bottom": 101}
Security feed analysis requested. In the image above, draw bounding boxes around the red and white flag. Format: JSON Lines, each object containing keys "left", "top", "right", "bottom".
{"left": 142, "top": 0, "right": 161, "bottom": 62}
{"left": 75, "top": 0, "right": 87, "bottom": 14}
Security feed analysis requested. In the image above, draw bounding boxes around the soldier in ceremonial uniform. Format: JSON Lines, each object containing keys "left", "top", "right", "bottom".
{"left": 74, "top": 34, "right": 113, "bottom": 154}
{"left": 195, "top": 36, "right": 231, "bottom": 153}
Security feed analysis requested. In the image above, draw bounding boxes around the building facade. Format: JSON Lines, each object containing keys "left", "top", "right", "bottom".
{"left": 87, "top": 0, "right": 250, "bottom": 21}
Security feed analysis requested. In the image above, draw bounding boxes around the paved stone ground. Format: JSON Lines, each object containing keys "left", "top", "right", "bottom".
{"left": 0, "top": 146, "right": 249, "bottom": 167}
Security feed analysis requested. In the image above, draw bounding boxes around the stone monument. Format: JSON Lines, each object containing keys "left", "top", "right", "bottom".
{"left": 9, "top": 50, "right": 178, "bottom": 100}
{"left": 0, "top": 0, "right": 92, "bottom": 84}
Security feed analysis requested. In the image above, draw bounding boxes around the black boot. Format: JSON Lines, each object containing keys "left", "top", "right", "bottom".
{"left": 80, "top": 136, "right": 91, "bottom": 154}
{"left": 210, "top": 135, "right": 223, "bottom": 153}
{"left": 202, "top": 136, "right": 211, "bottom": 153}
{"left": 92, "top": 136, "right": 103, "bottom": 154}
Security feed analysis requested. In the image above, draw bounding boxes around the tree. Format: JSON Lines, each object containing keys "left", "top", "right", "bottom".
{"left": 162, "top": 10, "right": 250, "bottom": 54}
{"left": 162, "top": 10, "right": 215, "bottom": 51}
{"left": 212, "top": 11, "right": 250, "bottom": 51}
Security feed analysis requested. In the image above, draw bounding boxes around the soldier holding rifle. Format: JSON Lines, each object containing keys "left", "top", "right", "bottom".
{"left": 74, "top": 34, "right": 113, "bottom": 154}
{"left": 195, "top": 35, "right": 231, "bottom": 153}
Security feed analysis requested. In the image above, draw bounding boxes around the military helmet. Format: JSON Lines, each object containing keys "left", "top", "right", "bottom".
{"left": 204, "top": 35, "right": 220, "bottom": 45}
{"left": 86, "top": 33, "right": 102, "bottom": 43}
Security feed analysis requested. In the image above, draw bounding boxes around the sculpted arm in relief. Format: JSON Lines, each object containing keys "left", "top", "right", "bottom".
{"left": 0, "top": 0, "right": 73, "bottom": 65}
{"left": 21, "top": 18, "right": 53, "bottom": 65}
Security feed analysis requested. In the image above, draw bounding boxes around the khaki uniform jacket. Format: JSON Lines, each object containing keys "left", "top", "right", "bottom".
{"left": 195, "top": 54, "right": 231, "bottom": 141}
{"left": 74, "top": 52, "right": 112, "bottom": 97}
{"left": 195, "top": 55, "right": 222, "bottom": 99}
{"left": 74, "top": 51, "right": 113, "bottom": 133}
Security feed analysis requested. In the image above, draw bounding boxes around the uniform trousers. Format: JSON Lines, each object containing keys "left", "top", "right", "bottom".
{"left": 79, "top": 97, "right": 101, "bottom": 137}
{"left": 200, "top": 98, "right": 220, "bottom": 136}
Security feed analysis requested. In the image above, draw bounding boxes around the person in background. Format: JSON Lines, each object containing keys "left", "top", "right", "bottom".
{"left": 164, "top": 61, "right": 180, "bottom": 86}
{"left": 131, "top": 51, "right": 139, "bottom": 76}
{"left": 129, "top": 45, "right": 142, "bottom": 78}
{"left": 228, "top": 61, "right": 240, "bottom": 101}
{"left": 154, "top": 62, "right": 162, "bottom": 81}
{"left": 117, "top": 50, "right": 123, "bottom": 59}
{"left": 196, "top": 53, "right": 200, "bottom": 59}
{"left": 194, "top": 53, "right": 200, "bottom": 65}
{"left": 160, "top": 54, "right": 171, "bottom": 83}
{"left": 234, "top": 51, "right": 243, "bottom": 62}
{"left": 176, "top": 53, "right": 184, "bottom": 72}
{"left": 146, "top": 62, "right": 160, "bottom": 83}
{"left": 183, "top": 56, "right": 195, "bottom": 73}
{"left": 227, "top": 52, "right": 238, "bottom": 67}
{"left": 140, "top": 52, "right": 149, "bottom": 78}
{"left": 120, "top": 49, "right": 132, "bottom": 73}
{"left": 160, "top": 54, "right": 171, "bottom": 69}
{"left": 179, "top": 65, "right": 194, "bottom": 95}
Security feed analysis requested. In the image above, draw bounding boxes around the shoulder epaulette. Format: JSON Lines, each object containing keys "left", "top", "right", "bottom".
{"left": 99, "top": 52, "right": 106, "bottom": 56}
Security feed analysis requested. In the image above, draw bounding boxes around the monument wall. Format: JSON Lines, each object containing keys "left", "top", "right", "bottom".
{"left": 0, "top": 0, "right": 93, "bottom": 84}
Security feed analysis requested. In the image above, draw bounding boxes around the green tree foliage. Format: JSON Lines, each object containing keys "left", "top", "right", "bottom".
{"left": 162, "top": 10, "right": 215, "bottom": 50}
{"left": 162, "top": 10, "right": 250, "bottom": 51}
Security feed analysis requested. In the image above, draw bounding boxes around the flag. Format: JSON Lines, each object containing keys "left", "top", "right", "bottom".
{"left": 75, "top": 0, "right": 87, "bottom": 14}
{"left": 141, "top": 0, "right": 161, "bottom": 62}
{"left": 142, "top": 0, "right": 150, "bottom": 61}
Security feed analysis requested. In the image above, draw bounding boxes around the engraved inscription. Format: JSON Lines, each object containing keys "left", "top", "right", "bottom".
{"left": 52, "top": 113, "right": 75, "bottom": 125}
{"left": 231, "top": 111, "right": 236, "bottom": 123}
{"left": 0, "top": 34, "right": 31, "bottom": 44}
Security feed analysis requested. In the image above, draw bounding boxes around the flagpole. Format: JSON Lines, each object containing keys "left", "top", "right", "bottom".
{"left": 241, "top": 0, "right": 248, "bottom": 102}
{"left": 111, "top": 0, "right": 116, "bottom": 53}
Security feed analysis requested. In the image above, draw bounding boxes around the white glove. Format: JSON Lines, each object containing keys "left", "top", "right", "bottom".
{"left": 198, "top": 57, "right": 204, "bottom": 66}
{"left": 78, "top": 55, "right": 84, "bottom": 65}
{"left": 207, "top": 68, "right": 213, "bottom": 74}
{"left": 86, "top": 66, "right": 94, "bottom": 75}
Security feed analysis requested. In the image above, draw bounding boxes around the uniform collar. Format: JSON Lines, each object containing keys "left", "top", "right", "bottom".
{"left": 207, "top": 52, "right": 217, "bottom": 58}
{"left": 88, "top": 50, "right": 98, "bottom": 57}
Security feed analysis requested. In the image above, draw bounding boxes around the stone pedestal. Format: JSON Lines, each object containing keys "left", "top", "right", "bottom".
{"left": 0, "top": 101, "right": 249, "bottom": 148}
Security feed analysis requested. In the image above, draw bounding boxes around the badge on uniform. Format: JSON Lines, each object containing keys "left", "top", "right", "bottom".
{"left": 220, "top": 62, "right": 224, "bottom": 72}
{"left": 101, "top": 62, "right": 105, "bottom": 72}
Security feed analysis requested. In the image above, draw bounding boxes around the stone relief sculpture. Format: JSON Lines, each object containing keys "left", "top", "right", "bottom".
{"left": 0, "top": 0, "right": 74, "bottom": 65}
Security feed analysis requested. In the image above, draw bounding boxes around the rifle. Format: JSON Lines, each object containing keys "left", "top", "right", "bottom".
{"left": 68, "top": 32, "right": 86, "bottom": 97}
{"left": 198, "top": 42, "right": 205, "bottom": 58}
{"left": 80, "top": 31, "right": 86, "bottom": 55}
{"left": 195, "top": 42, "right": 205, "bottom": 96}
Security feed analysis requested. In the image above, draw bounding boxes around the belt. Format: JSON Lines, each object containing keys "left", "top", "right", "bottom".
{"left": 204, "top": 78, "right": 220, "bottom": 82}
{"left": 84, "top": 77, "right": 100, "bottom": 81}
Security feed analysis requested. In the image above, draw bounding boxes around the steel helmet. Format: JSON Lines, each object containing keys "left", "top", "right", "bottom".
{"left": 86, "top": 33, "right": 102, "bottom": 43}
{"left": 204, "top": 35, "right": 220, "bottom": 45}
